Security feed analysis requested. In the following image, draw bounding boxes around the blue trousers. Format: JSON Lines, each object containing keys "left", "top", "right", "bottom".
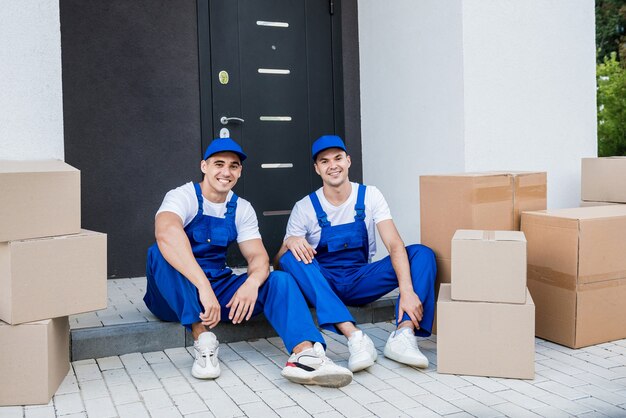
{"left": 279, "top": 244, "right": 436, "bottom": 337}
{"left": 144, "top": 246, "right": 325, "bottom": 353}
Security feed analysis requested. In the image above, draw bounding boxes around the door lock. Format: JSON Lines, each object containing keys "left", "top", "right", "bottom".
{"left": 220, "top": 116, "right": 245, "bottom": 125}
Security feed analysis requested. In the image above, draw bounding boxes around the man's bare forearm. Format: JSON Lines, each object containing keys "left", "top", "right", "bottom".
{"left": 389, "top": 242, "right": 414, "bottom": 294}
{"left": 245, "top": 252, "right": 270, "bottom": 287}
{"left": 156, "top": 215, "right": 211, "bottom": 292}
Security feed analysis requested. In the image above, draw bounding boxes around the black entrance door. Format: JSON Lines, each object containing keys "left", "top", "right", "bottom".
{"left": 200, "top": 0, "right": 340, "bottom": 262}
{"left": 62, "top": 0, "right": 346, "bottom": 278}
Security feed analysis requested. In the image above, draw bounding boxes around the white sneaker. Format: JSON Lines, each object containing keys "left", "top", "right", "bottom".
{"left": 281, "top": 342, "right": 353, "bottom": 388}
{"left": 383, "top": 327, "right": 429, "bottom": 368}
{"left": 347, "top": 330, "right": 377, "bottom": 372}
{"left": 191, "top": 332, "right": 220, "bottom": 379}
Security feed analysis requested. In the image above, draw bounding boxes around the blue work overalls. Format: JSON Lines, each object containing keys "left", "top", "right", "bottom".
{"left": 280, "top": 184, "right": 436, "bottom": 337}
{"left": 144, "top": 183, "right": 324, "bottom": 352}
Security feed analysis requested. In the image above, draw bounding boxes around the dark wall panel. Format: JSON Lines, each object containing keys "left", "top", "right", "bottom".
{"left": 339, "top": 0, "right": 363, "bottom": 182}
{"left": 61, "top": 0, "right": 203, "bottom": 278}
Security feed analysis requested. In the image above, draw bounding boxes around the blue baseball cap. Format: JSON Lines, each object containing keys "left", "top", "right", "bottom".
{"left": 311, "top": 135, "right": 347, "bottom": 160}
{"left": 203, "top": 138, "right": 247, "bottom": 162}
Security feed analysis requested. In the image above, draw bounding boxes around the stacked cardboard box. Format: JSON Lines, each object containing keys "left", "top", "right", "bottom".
{"left": 0, "top": 318, "right": 70, "bottom": 406}
{"left": 0, "top": 160, "right": 107, "bottom": 406}
{"left": 581, "top": 157, "right": 626, "bottom": 204}
{"left": 522, "top": 205, "right": 626, "bottom": 348}
{"left": 437, "top": 230, "right": 535, "bottom": 379}
{"left": 420, "top": 172, "right": 546, "bottom": 333}
{"left": 420, "top": 172, "right": 547, "bottom": 287}
{"left": 450, "top": 230, "right": 527, "bottom": 304}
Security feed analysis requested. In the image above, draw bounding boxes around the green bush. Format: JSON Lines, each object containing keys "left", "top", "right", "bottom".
{"left": 596, "top": 0, "right": 626, "bottom": 64}
{"left": 597, "top": 52, "right": 626, "bottom": 156}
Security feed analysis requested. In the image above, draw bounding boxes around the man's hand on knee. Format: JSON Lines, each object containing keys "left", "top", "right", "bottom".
{"left": 226, "top": 279, "right": 259, "bottom": 324}
{"left": 285, "top": 236, "right": 317, "bottom": 264}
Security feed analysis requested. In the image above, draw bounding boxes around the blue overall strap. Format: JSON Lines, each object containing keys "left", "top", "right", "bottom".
{"left": 309, "top": 191, "right": 330, "bottom": 228}
{"left": 225, "top": 193, "right": 238, "bottom": 218}
{"left": 193, "top": 183, "right": 204, "bottom": 216}
{"left": 354, "top": 184, "right": 366, "bottom": 221}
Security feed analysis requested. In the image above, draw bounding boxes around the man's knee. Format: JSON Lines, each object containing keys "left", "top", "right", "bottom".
{"left": 266, "top": 270, "right": 296, "bottom": 291}
{"left": 279, "top": 251, "right": 316, "bottom": 272}
{"left": 407, "top": 244, "right": 436, "bottom": 281}
{"left": 406, "top": 244, "right": 435, "bottom": 262}
{"left": 146, "top": 244, "right": 173, "bottom": 280}
{"left": 278, "top": 250, "right": 298, "bottom": 269}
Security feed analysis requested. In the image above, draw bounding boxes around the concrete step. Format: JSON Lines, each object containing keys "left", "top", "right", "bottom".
{"left": 70, "top": 277, "right": 398, "bottom": 360}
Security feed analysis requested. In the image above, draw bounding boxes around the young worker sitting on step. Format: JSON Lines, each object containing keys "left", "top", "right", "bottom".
{"left": 275, "top": 135, "right": 436, "bottom": 372}
{"left": 144, "top": 137, "right": 352, "bottom": 387}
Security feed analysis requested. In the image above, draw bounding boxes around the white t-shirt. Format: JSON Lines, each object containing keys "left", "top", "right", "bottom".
{"left": 284, "top": 182, "right": 392, "bottom": 259}
{"left": 156, "top": 182, "right": 261, "bottom": 243}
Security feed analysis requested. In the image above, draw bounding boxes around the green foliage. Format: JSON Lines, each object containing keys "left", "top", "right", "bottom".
{"left": 597, "top": 52, "right": 626, "bottom": 156}
{"left": 596, "top": 0, "right": 626, "bottom": 63}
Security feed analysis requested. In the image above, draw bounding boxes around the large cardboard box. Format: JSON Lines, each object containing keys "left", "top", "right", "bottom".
{"left": 451, "top": 230, "right": 527, "bottom": 304}
{"left": 420, "top": 172, "right": 546, "bottom": 285}
{"left": 522, "top": 206, "right": 626, "bottom": 348}
{"left": 0, "top": 160, "right": 80, "bottom": 242}
{"left": 437, "top": 284, "right": 535, "bottom": 379}
{"left": 581, "top": 157, "right": 626, "bottom": 203}
{"left": 0, "top": 317, "right": 70, "bottom": 406}
{"left": 0, "top": 230, "right": 107, "bottom": 324}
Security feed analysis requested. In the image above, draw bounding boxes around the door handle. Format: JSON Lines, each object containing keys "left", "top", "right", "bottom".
{"left": 220, "top": 116, "right": 245, "bottom": 125}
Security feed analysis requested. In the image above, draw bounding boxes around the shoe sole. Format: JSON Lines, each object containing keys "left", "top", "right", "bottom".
{"left": 191, "top": 366, "right": 220, "bottom": 379}
{"left": 281, "top": 370, "right": 353, "bottom": 388}
{"left": 348, "top": 351, "right": 378, "bottom": 372}
{"left": 383, "top": 347, "right": 429, "bottom": 368}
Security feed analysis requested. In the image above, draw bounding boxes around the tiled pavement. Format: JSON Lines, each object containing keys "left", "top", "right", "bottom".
{"left": 2, "top": 323, "right": 626, "bottom": 417}
{"left": 70, "top": 278, "right": 160, "bottom": 329}
{"left": 0, "top": 323, "right": 626, "bottom": 418}
{"left": 2, "top": 278, "right": 626, "bottom": 417}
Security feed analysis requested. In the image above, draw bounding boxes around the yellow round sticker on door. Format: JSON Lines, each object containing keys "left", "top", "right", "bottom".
{"left": 218, "top": 70, "right": 229, "bottom": 85}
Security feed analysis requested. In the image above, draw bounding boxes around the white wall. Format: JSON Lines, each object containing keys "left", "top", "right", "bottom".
{"left": 462, "top": 0, "right": 597, "bottom": 209}
{"left": 358, "top": 0, "right": 466, "bottom": 251}
{"left": 0, "top": 1, "right": 65, "bottom": 160}
{"left": 358, "top": 0, "right": 597, "bottom": 256}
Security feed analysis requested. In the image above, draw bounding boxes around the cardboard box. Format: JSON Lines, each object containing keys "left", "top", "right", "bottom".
{"left": 451, "top": 230, "right": 527, "bottom": 304}
{"left": 420, "top": 171, "right": 546, "bottom": 285}
{"left": 435, "top": 257, "right": 452, "bottom": 286}
{"left": 431, "top": 258, "right": 450, "bottom": 335}
{"left": 522, "top": 205, "right": 626, "bottom": 348}
{"left": 0, "top": 160, "right": 80, "bottom": 242}
{"left": 437, "top": 284, "right": 535, "bottom": 379}
{"left": 0, "top": 317, "right": 70, "bottom": 406}
{"left": 0, "top": 230, "right": 107, "bottom": 324}
{"left": 580, "top": 200, "right": 621, "bottom": 207}
{"left": 581, "top": 157, "right": 626, "bottom": 203}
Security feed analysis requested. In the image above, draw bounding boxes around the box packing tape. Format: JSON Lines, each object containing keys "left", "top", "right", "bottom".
{"left": 471, "top": 186, "right": 511, "bottom": 205}
{"left": 516, "top": 184, "right": 547, "bottom": 200}
{"left": 482, "top": 231, "right": 496, "bottom": 241}
{"left": 529, "top": 265, "right": 626, "bottom": 291}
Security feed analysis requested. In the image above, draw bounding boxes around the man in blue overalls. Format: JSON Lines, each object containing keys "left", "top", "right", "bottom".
{"left": 144, "top": 138, "right": 352, "bottom": 387}
{"left": 276, "top": 135, "right": 436, "bottom": 372}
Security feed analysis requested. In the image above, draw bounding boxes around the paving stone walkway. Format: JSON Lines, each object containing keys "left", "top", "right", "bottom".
{"left": 70, "top": 278, "right": 160, "bottom": 330}
{"left": 2, "top": 322, "right": 626, "bottom": 417}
